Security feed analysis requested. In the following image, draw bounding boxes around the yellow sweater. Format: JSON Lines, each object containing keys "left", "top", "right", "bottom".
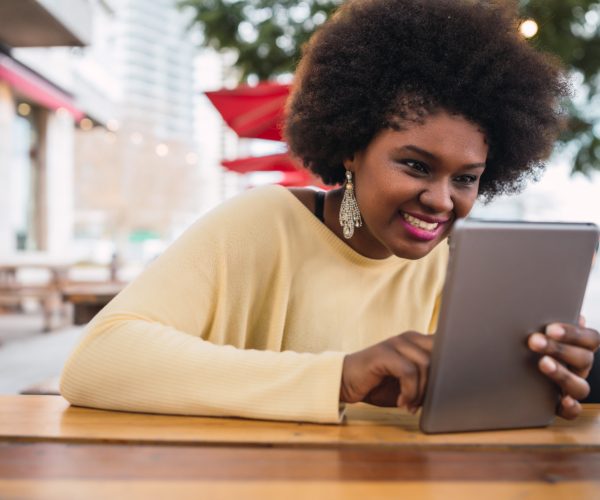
{"left": 61, "top": 185, "right": 449, "bottom": 423}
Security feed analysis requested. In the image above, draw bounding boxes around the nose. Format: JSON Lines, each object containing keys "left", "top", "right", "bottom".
{"left": 418, "top": 180, "right": 454, "bottom": 214}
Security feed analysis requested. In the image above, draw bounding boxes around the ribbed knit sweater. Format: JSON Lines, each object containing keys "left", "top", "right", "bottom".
{"left": 60, "top": 185, "right": 449, "bottom": 423}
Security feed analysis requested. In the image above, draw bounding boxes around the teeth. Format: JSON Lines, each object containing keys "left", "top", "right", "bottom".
{"left": 402, "top": 213, "right": 439, "bottom": 231}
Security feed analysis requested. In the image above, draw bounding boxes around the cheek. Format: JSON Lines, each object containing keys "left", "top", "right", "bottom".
{"left": 454, "top": 190, "right": 478, "bottom": 217}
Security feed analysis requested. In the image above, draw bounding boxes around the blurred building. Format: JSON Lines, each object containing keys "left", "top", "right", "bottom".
{"left": 0, "top": 0, "right": 95, "bottom": 256}
{"left": 0, "top": 0, "right": 228, "bottom": 265}
{"left": 73, "top": 0, "right": 219, "bottom": 263}
{"left": 114, "top": 0, "right": 196, "bottom": 144}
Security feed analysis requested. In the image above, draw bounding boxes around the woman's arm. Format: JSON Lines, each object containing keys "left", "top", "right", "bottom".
{"left": 60, "top": 317, "right": 344, "bottom": 422}
{"left": 60, "top": 188, "right": 346, "bottom": 423}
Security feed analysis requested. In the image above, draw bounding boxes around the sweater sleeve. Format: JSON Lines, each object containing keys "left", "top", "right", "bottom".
{"left": 60, "top": 188, "right": 345, "bottom": 423}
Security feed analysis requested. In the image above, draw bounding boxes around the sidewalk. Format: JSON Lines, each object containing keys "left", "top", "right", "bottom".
{"left": 0, "top": 313, "right": 84, "bottom": 394}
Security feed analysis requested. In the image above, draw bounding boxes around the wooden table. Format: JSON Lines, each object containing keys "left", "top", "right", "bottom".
{"left": 0, "top": 256, "right": 73, "bottom": 331}
{"left": 61, "top": 282, "right": 124, "bottom": 325}
{"left": 1, "top": 396, "right": 599, "bottom": 499}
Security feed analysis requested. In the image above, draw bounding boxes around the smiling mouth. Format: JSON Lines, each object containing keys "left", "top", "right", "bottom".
{"left": 401, "top": 213, "right": 441, "bottom": 232}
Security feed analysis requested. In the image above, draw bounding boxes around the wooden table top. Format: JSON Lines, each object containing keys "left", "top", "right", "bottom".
{"left": 60, "top": 282, "right": 125, "bottom": 300}
{"left": 1, "top": 396, "right": 599, "bottom": 499}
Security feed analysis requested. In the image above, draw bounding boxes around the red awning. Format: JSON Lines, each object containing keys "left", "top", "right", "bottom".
{"left": 277, "top": 169, "right": 316, "bottom": 187}
{"left": 222, "top": 153, "right": 322, "bottom": 187}
{"left": 0, "top": 53, "right": 84, "bottom": 120}
{"left": 221, "top": 152, "right": 300, "bottom": 174}
{"left": 209, "top": 82, "right": 320, "bottom": 187}
{"left": 205, "top": 82, "right": 290, "bottom": 141}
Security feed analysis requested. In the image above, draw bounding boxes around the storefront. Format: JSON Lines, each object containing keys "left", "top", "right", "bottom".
{"left": 0, "top": 0, "right": 90, "bottom": 256}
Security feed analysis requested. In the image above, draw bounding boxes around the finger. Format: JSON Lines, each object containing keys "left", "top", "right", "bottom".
{"left": 578, "top": 315, "right": 586, "bottom": 328}
{"left": 389, "top": 335, "right": 431, "bottom": 407}
{"left": 362, "top": 377, "right": 401, "bottom": 407}
{"left": 528, "top": 333, "right": 594, "bottom": 375}
{"left": 386, "top": 355, "right": 419, "bottom": 409}
{"left": 557, "top": 395, "right": 582, "bottom": 420}
{"left": 544, "top": 323, "right": 600, "bottom": 352}
{"left": 538, "top": 356, "right": 590, "bottom": 401}
{"left": 395, "top": 332, "right": 434, "bottom": 409}
{"left": 402, "top": 331, "right": 435, "bottom": 353}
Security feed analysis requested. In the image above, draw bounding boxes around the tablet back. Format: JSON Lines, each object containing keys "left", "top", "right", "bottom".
{"left": 420, "top": 220, "right": 599, "bottom": 434}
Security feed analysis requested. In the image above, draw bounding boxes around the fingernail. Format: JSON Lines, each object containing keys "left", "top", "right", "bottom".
{"left": 546, "top": 324, "right": 566, "bottom": 339}
{"left": 530, "top": 333, "right": 547, "bottom": 350}
{"left": 563, "top": 395, "right": 576, "bottom": 408}
{"left": 540, "top": 356, "right": 557, "bottom": 373}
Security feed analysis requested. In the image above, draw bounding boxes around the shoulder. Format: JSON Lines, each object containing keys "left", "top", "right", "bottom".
{"left": 288, "top": 187, "right": 317, "bottom": 213}
{"left": 185, "top": 185, "right": 316, "bottom": 245}
{"left": 208, "top": 185, "right": 319, "bottom": 227}
{"left": 207, "top": 185, "right": 296, "bottom": 220}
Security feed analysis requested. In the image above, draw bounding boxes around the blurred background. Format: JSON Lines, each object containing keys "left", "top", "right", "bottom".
{"left": 0, "top": 0, "right": 598, "bottom": 394}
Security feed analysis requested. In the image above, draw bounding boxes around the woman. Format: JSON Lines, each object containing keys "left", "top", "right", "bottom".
{"left": 61, "top": 0, "right": 599, "bottom": 423}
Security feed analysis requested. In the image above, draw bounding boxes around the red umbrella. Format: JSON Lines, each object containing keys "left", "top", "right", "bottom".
{"left": 277, "top": 169, "right": 316, "bottom": 187}
{"left": 221, "top": 152, "right": 300, "bottom": 174}
{"left": 207, "top": 82, "right": 323, "bottom": 188}
{"left": 205, "top": 82, "right": 290, "bottom": 141}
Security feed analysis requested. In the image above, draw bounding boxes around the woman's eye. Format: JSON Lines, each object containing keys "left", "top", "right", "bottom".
{"left": 402, "top": 159, "right": 429, "bottom": 174}
{"left": 454, "top": 174, "right": 478, "bottom": 186}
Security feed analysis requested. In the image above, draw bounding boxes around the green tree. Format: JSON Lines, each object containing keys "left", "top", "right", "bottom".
{"left": 181, "top": 0, "right": 600, "bottom": 174}
{"left": 179, "top": 0, "right": 342, "bottom": 81}
{"left": 519, "top": 0, "right": 600, "bottom": 175}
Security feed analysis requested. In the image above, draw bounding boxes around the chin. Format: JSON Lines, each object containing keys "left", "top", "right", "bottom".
{"left": 390, "top": 238, "right": 444, "bottom": 260}
{"left": 391, "top": 244, "right": 435, "bottom": 260}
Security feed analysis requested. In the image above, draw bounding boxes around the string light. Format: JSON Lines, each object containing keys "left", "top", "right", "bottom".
{"left": 17, "top": 103, "right": 31, "bottom": 116}
{"left": 519, "top": 19, "right": 538, "bottom": 38}
{"left": 156, "top": 143, "right": 169, "bottom": 157}
{"left": 80, "top": 118, "right": 93, "bottom": 131}
{"left": 107, "top": 119, "right": 120, "bottom": 132}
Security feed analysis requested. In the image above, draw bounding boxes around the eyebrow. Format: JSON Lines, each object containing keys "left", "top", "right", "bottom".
{"left": 399, "top": 145, "right": 486, "bottom": 170}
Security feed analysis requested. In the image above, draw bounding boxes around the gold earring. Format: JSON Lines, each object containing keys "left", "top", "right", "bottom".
{"left": 339, "top": 170, "right": 363, "bottom": 239}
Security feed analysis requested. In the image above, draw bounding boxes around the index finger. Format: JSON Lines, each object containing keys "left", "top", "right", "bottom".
{"left": 545, "top": 323, "right": 600, "bottom": 352}
{"left": 402, "top": 331, "right": 435, "bottom": 353}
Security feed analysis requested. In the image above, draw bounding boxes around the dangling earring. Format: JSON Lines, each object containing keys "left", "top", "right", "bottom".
{"left": 339, "top": 170, "right": 363, "bottom": 239}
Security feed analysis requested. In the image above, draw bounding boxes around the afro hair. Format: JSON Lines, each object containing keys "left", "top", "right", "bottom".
{"left": 284, "top": 0, "right": 570, "bottom": 199}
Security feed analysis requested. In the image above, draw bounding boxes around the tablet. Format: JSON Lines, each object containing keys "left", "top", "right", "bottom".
{"left": 420, "top": 219, "right": 599, "bottom": 434}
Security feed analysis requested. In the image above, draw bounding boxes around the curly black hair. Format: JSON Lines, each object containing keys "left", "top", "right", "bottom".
{"left": 284, "top": 0, "right": 570, "bottom": 199}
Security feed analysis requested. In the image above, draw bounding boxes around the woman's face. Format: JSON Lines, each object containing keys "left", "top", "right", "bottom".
{"left": 344, "top": 111, "right": 488, "bottom": 260}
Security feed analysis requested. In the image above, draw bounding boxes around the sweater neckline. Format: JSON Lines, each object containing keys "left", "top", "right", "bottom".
{"left": 275, "top": 185, "right": 404, "bottom": 269}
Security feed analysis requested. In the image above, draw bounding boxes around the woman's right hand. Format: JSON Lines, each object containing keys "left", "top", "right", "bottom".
{"left": 340, "top": 332, "right": 434, "bottom": 412}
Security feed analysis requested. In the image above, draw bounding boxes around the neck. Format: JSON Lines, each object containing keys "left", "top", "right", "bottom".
{"left": 325, "top": 188, "right": 393, "bottom": 260}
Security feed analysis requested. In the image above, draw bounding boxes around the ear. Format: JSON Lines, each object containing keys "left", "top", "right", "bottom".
{"left": 343, "top": 155, "right": 356, "bottom": 172}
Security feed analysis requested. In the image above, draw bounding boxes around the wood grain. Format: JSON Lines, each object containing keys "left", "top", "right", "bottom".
{"left": 1, "top": 442, "right": 600, "bottom": 481}
{"left": 1, "top": 396, "right": 599, "bottom": 449}
{"left": 1, "top": 480, "right": 599, "bottom": 500}
{"left": 0, "top": 442, "right": 600, "bottom": 483}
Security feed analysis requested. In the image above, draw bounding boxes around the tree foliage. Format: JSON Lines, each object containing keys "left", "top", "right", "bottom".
{"left": 179, "top": 0, "right": 342, "bottom": 80}
{"left": 181, "top": 0, "right": 600, "bottom": 174}
{"left": 519, "top": 0, "right": 600, "bottom": 175}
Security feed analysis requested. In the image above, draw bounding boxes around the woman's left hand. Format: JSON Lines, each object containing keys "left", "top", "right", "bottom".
{"left": 528, "top": 316, "right": 600, "bottom": 420}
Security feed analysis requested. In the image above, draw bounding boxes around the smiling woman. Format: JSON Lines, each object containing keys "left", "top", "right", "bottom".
{"left": 339, "top": 113, "right": 488, "bottom": 260}
{"left": 60, "top": 0, "right": 600, "bottom": 423}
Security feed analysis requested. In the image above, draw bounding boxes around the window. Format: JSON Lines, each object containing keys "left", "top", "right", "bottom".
{"left": 13, "top": 104, "right": 44, "bottom": 251}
